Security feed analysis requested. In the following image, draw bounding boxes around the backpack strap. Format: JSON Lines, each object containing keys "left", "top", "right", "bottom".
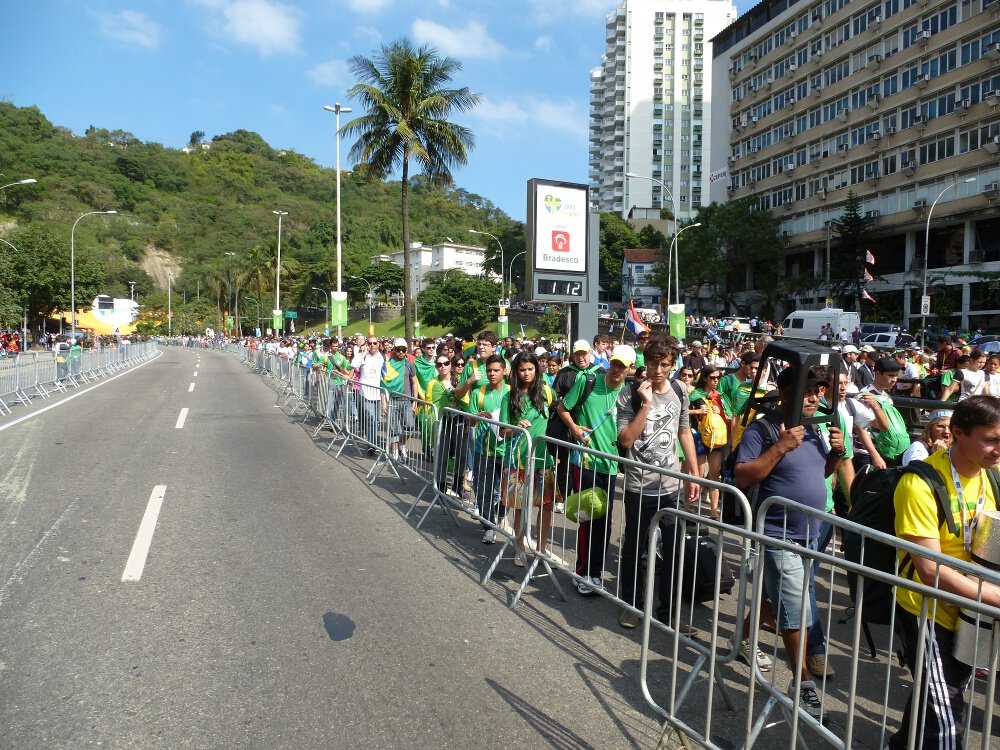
{"left": 904, "top": 460, "right": 958, "bottom": 537}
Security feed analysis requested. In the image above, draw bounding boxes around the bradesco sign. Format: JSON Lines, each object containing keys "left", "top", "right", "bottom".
{"left": 531, "top": 180, "right": 588, "bottom": 272}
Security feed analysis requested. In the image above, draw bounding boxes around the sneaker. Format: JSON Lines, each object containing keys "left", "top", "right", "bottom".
{"left": 794, "top": 680, "right": 823, "bottom": 721}
{"left": 554, "top": 502, "right": 565, "bottom": 514}
{"left": 575, "top": 575, "right": 602, "bottom": 596}
{"left": 806, "top": 653, "right": 835, "bottom": 679}
{"left": 619, "top": 609, "right": 641, "bottom": 629}
{"left": 390, "top": 449, "right": 399, "bottom": 461}
{"left": 739, "top": 640, "right": 773, "bottom": 672}
{"left": 481, "top": 529, "right": 496, "bottom": 544}
{"left": 367, "top": 447, "right": 377, "bottom": 456}
{"left": 399, "top": 447, "right": 409, "bottom": 462}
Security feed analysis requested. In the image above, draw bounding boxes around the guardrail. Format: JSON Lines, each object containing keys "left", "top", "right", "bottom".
{"left": 0, "top": 342, "right": 159, "bottom": 416}
{"left": 225, "top": 342, "right": 1000, "bottom": 749}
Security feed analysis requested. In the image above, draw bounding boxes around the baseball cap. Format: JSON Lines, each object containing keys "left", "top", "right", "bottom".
{"left": 874, "top": 357, "right": 902, "bottom": 373}
{"left": 860, "top": 345, "right": 876, "bottom": 353}
{"left": 609, "top": 345, "right": 637, "bottom": 366}
{"left": 841, "top": 344, "right": 859, "bottom": 353}
{"left": 534, "top": 346, "right": 548, "bottom": 356}
{"left": 572, "top": 339, "right": 591, "bottom": 353}
{"left": 691, "top": 340, "right": 703, "bottom": 347}
{"left": 393, "top": 338, "right": 408, "bottom": 349}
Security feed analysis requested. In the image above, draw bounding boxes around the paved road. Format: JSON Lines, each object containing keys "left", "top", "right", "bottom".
{"left": 0, "top": 346, "right": 664, "bottom": 749}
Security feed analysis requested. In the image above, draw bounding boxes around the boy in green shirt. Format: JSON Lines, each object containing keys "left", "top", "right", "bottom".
{"left": 469, "top": 355, "right": 510, "bottom": 543}
{"left": 556, "top": 344, "right": 634, "bottom": 594}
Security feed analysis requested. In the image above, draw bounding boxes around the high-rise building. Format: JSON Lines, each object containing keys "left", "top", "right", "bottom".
{"left": 589, "top": 0, "right": 738, "bottom": 221}
{"left": 709, "top": 0, "right": 1000, "bottom": 329}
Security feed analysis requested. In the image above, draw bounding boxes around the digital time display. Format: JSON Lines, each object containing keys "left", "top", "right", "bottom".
{"left": 536, "top": 279, "right": 584, "bottom": 297}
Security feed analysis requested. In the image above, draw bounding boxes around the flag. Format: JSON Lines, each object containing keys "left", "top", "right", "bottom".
{"left": 861, "top": 288, "right": 876, "bottom": 302}
{"left": 625, "top": 302, "right": 651, "bottom": 337}
{"left": 865, "top": 249, "right": 875, "bottom": 264}
{"left": 863, "top": 269, "right": 873, "bottom": 282}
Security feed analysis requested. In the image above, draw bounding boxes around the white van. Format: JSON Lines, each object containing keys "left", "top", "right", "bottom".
{"left": 782, "top": 308, "right": 861, "bottom": 340}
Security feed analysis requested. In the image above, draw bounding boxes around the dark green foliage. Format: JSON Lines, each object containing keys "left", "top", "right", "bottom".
{"left": 418, "top": 270, "right": 501, "bottom": 337}
{"left": 830, "top": 191, "right": 876, "bottom": 309}
{"left": 0, "top": 101, "right": 510, "bottom": 334}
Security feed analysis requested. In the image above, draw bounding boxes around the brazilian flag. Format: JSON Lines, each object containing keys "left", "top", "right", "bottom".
{"left": 381, "top": 358, "right": 404, "bottom": 394}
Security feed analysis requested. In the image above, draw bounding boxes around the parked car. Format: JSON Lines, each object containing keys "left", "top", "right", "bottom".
{"left": 861, "top": 332, "right": 916, "bottom": 350}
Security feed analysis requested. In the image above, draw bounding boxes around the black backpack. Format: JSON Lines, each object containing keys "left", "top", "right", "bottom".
{"left": 545, "top": 369, "right": 597, "bottom": 443}
{"left": 842, "top": 461, "right": 999, "bottom": 656}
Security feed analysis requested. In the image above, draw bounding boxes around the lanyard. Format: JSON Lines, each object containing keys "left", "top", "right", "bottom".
{"left": 948, "top": 449, "right": 987, "bottom": 552}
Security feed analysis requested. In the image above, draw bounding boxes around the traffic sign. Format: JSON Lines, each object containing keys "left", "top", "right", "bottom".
{"left": 920, "top": 295, "right": 931, "bottom": 316}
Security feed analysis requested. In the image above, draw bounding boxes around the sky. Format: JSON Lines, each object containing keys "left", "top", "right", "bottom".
{"left": 3, "top": 0, "right": 747, "bottom": 222}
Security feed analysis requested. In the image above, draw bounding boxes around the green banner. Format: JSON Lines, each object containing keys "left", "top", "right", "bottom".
{"left": 272, "top": 312, "right": 282, "bottom": 332}
{"left": 225, "top": 316, "right": 234, "bottom": 330}
{"left": 330, "top": 292, "right": 349, "bottom": 326}
{"left": 497, "top": 315, "right": 509, "bottom": 338}
{"left": 668, "top": 304, "right": 686, "bottom": 340}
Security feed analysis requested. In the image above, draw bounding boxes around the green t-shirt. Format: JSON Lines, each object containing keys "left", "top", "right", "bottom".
{"left": 498, "top": 385, "right": 554, "bottom": 469}
{"left": 562, "top": 375, "right": 623, "bottom": 475}
{"left": 634, "top": 348, "right": 645, "bottom": 369}
{"left": 457, "top": 356, "right": 509, "bottom": 411}
{"left": 469, "top": 383, "right": 510, "bottom": 456}
{"left": 819, "top": 411, "right": 853, "bottom": 512}
{"left": 328, "top": 352, "right": 350, "bottom": 385}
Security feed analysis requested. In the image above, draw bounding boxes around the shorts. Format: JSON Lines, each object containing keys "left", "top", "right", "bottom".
{"left": 762, "top": 538, "right": 816, "bottom": 632}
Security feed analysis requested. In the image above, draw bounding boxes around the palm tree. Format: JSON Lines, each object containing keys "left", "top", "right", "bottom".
{"left": 343, "top": 38, "right": 480, "bottom": 342}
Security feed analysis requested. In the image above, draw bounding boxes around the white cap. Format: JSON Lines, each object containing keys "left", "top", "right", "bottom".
{"left": 534, "top": 346, "right": 548, "bottom": 356}
{"left": 842, "top": 344, "right": 859, "bottom": 353}
{"left": 609, "top": 344, "right": 636, "bottom": 366}
{"left": 393, "top": 338, "right": 408, "bottom": 349}
{"left": 572, "top": 339, "right": 591, "bottom": 353}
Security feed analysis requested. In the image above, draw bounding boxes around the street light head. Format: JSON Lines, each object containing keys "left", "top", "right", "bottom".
{"left": 691, "top": 222, "right": 702, "bottom": 228}
{"left": 963, "top": 177, "right": 977, "bottom": 184}
{"left": 20, "top": 179, "right": 37, "bottom": 185}
{"left": 105, "top": 210, "right": 118, "bottom": 215}
{"left": 272, "top": 210, "right": 288, "bottom": 216}
{"left": 468, "top": 229, "right": 481, "bottom": 235}
{"left": 625, "top": 172, "right": 640, "bottom": 178}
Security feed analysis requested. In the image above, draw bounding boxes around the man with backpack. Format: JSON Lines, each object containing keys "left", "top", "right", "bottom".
{"left": 856, "top": 357, "right": 911, "bottom": 468}
{"left": 734, "top": 366, "right": 846, "bottom": 720}
{"left": 616, "top": 333, "right": 702, "bottom": 629}
{"left": 888, "top": 395, "right": 1000, "bottom": 749}
{"left": 718, "top": 351, "right": 761, "bottom": 446}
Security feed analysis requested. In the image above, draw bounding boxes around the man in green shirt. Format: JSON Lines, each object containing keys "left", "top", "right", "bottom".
{"left": 556, "top": 344, "right": 634, "bottom": 594}
{"left": 382, "top": 338, "right": 418, "bottom": 461}
{"left": 718, "top": 352, "right": 761, "bottom": 445}
{"left": 454, "top": 331, "right": 504, "bottom": 410}
{"left": 469, "top": 355, "right": 510, "bottom": 543}
{"left": 413, "top": 338, "right": 438, "bottom": 399}
{"left": 326, "top": 339, "right": 352, "bottom": 426}
{"left": 633, "top": 330, "right": 650, "bottom": 370}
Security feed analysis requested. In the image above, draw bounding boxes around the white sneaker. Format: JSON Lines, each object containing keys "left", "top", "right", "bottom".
{"left": 399, "top": 447, "right": 409, "bottom": 461}
{"left": 390, "top": 449, "right": 399, "bottom": 461}
{"left": 575, "top": 575, "right": 603, "bottom": 596}
{"left": 482, "top": 529, "right": 496, "bottom": 544}
{"left": 554, "top": 502, "right": 565, "bottom": 514}
{"left": 738, "top": 640, "right": 772, "bottom": 672}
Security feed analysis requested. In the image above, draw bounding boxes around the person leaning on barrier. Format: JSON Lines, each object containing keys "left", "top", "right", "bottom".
{"left": 615, "top": 334, "right": 702, "bottom": 630}
{"left": 734, "top": 366, "right": 845, "bottom": 721}
{"left": 352, "top": 336, "right": 385, "bottom": 455}
{"left": 557, "top": 345, "right": 633, "bottom": 596}
{"left": 382, "top": 338, "right": 418, "bottom": 463}
{"left": 889, "top": 395, "right": 1000, "bottom": 750}
{"left": 468, "top": 355, "right": 510, "bottom": 544}
{"left": 547, "top": 340, "right": 598, "bottom": 515}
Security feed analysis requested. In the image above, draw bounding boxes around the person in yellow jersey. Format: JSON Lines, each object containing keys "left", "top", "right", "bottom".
{"left": 891, "top": 394, "right": 1000, "bottom": 749}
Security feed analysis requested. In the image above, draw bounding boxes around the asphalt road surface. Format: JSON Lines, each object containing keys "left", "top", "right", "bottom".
{"left": 0, "top": 346, "right": 666, "bottom": 749}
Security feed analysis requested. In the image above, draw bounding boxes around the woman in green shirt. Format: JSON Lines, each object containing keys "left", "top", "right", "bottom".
{"left": 500, "top": 352, "right": 555, "bottom": 563}
{"left": 426, "top": 354, "right": 459, "bottom": 495}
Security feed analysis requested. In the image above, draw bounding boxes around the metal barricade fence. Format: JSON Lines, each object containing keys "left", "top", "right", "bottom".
{"left": 636, "top": 495, "right": 1000, "bottom": 750}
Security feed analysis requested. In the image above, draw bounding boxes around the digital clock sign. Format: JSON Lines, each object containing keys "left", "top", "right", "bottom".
{"left": 535, "top": 278, "right": 585, "bottom": 298}
{"left": 526, "top": 178, "right": 590, "bottom": 303}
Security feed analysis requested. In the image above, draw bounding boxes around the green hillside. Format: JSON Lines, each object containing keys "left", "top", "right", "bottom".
{"left": 0, "top": 102, "right": 517, "bottom": 334}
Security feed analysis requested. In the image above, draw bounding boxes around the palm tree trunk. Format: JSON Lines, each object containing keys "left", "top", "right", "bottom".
{"left": 400, "top": 149, "right": 413, "bottom": 343}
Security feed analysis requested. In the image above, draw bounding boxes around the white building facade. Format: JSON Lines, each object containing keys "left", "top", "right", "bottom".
{"left": 377, "top": 242, "right": 491, "bottom": 295}
{"left": 709, "top": 0, "right": 1000, "bottom": 329}
{"left": 590, "top": 0, "right": 737, "bottom": 220}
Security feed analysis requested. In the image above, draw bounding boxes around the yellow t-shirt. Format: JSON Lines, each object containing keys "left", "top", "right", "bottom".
{"left": 894, "top": 450, "right": 997, "bottom": 631}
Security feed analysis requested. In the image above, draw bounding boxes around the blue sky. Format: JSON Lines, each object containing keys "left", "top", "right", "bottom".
{"left": 3, "top": 0, "right": 746, "bottom": 222}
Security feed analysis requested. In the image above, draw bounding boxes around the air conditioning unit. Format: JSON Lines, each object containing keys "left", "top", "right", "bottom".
{"left": 903, "top": 164, "right": 916, "bottom": 176}
{"left": 885, "top": 125, "right": 896, "bottom": 134}
{"left": 728, "top": 155, "right": 737, "bottom": 165}
{"left": 813, "top": 49, "right": 824, "bottom": 60}
{"left": 818, "top": 188, "right": 827, "bottom": 199}
{"left": 871, "top": 14, "right": 882, "bottom": 24}
{"left": 989, "top": 42, "right": 1000, "bottom": 60}
{"left": 788, "top": 62, "right": 798, "bottom": 71}
{"left": 790, "top": 29, "right": 798, "bottom": 39}
{"left": 870, "top": 132, "right": 882, "bottom": 141}
{"left": 751, "top": 115, "right": 759, "bottom": 123}
{"left": 914, "top": 198, "right": 928, "bottom": 209}
{"left": 916, "top": 74, "right": 928, "bottom": 89}
{"left": 749, "top": 146, "right": 759, "bottom": 153}
{"left": 786, "top": 167, "right": 796, "bottom": 176}
{"left": 985, "top": 90, "right": 998, "bottom": 103}
{"left": 986, "top": 135, "right": 1000, "bottom": 154}
{"left": 913, "top": 114, "right": 926, "bottom": 127}
{"left": 782, "top": 229, "right": 792, "bottom": 237}
{"left": 866, "top": 210, "right": 881, "bottom": 218}
{"left": 869, "top": 53, "right": 882, "bottom": 66}
{"left": 984, "top": 182, "right": 1000, "bottom": 196}
{"left": 748, "top": 83, "right": 757, "bottom": 92}
{"left": 813, "top": 86, "right": 823, "bottom": 97}
{"left": 729, "top": 67, "right": 737, "bottom": 80}
{"left": 812, "top": 10, "right": 823, "bottom": 22}
{"left": 838, "top": 142, "right": 849, "bottom": 150}
{"left": 787, "top": 95, "right": 797, "bottom": 105}
{"left": 838, "top": 110, "right": 849, "bottom": 121}
{"left": 868, "top": 95, "right": 881, "bottom": 109}
{"left": 919, "top": 29, "right": 931, "bottom": 42}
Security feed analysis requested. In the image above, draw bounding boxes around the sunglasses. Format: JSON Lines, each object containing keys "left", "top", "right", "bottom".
{"left": 708, "top": 374, "right": 721, "bottom": 380}
{"left": 454, "top": 361, "right": 465, "bottom": 367}
{"left": 436, "top": 361, "right": 450, "bottom": 367}
{"left": 679, "top": 371, "right": 694, "bottom": 377}
{"left": 367, "top": 341, "right": 379, "bottom": 345}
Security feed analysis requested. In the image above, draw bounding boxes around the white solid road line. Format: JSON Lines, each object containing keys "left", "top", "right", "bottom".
{"left": 122, "top": 485, "right": 167, "bottom": 582}
{"left": 188, "top": 383, "right": 195, "bottom": 392}
{"left": 175, "top": 408, "right": 189, "bottom": 429}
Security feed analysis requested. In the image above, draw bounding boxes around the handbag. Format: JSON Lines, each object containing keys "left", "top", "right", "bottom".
{"left": 501, "top": 467, "right": 554, "bottom": 509}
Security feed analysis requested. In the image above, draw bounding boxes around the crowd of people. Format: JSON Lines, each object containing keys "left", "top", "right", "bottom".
{"left": 229, "top": 324, "right": 1000, "bottom": 745}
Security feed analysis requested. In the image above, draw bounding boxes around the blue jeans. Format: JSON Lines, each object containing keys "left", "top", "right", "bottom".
{"left": 762, "top": 537, "right": 817, "bottom": 632}
{"left": 472, "top": 450, "right": 503, "bottom": 529}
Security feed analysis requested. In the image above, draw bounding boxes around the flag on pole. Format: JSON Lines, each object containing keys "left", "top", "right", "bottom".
{"left": 865, "top": 249, "right": 875, "bottom": 264}
{"left": 625, "top": 301, "right": 651, "bottom": 337}
{"left": 863, "top": 269, "right": 873, "bottom": 282}
{"left": 861, "top": 288, "right": 876, "bottom": 302}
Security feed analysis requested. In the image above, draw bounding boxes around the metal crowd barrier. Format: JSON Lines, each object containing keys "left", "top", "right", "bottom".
{"left": 0, "top": 343, "right": 159, "bottom": 417}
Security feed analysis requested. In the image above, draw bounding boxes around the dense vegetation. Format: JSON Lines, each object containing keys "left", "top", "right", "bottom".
{"left": 0, "top": 101, "right": 515, "bottom": 335}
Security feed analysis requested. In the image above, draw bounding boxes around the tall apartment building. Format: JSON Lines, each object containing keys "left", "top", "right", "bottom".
{"left": 589, "top": 0, "right": 737, "bottom": 221}
{"left": 709, "top": 0, "right": 1000, "bottom": 330}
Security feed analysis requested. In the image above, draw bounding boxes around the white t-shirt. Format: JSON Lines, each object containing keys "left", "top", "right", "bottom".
{"left": 352, "top": 352, "right": 385, "bottom": 401}
{"left": 956, "top": 368, "right": 986, "bottom": 400}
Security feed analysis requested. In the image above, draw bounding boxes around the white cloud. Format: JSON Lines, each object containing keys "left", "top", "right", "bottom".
{"left": 534, "top": 35, "right": 553, "bottom": 52}
{"left": 353, "top": 25, "right": 382, "bottom": 46}
{"left": 192, "top": 0, "right": 303, "bottom": 56}
{"left": 411, "top": 19, "right": 505, "bottom": 59}
{"left": 526, "top": 0, "right": 612, "bottom": 25}
{"left": 471, "top": 95, "right": 588, "bottom": 140}
{"left": 347, "top": 0, "right": 393, "bottom": 11}
{"left": 95, "top": 10, "right": 163, "bottom": 49}
{"left": 306, "top": 58, "right": 350, "bottom": 87}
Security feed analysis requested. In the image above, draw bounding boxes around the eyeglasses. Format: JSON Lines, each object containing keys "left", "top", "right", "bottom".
{"left": 679, "top": 371, "right": 694, "bottom": 377}
{"left": 367, "top": 340, "right": 378, "bottom": 345}
{"left": 708, "top": 374, "right": 721, "bottom": 380}
{"left": 454, "top": 361, "right": 465, "bottom": 367}
{"left": 395, "top": 348, "right": 407, "bottom": 352}
{"left": 436, "top": 361, "right": 450, "bottom": 367}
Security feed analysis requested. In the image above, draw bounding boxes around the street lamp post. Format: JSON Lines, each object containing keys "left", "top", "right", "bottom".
{"left": 920, "top": 177, "right": 976, "bottom": 338}
{"left": 167, "top": 271, "right": 173, "bottom": 338}
{"left": 272, "top": 210, "right": 288, "bottom": 335}
{"left": 0, "top": 178, "right": 37, "bottom": 191}
{"left": 468, "top": 229, "right": 504, "bottom": 304}
{"left": 507, "top": 251, "right": 525, "bottom": 305}
{"left": 71, "top": 210, "right": 117, "bottom": 339}
{"left": 349, "top": 275, "right": 376, "bottom": 335}
{"left": 311, "top": 286, "right": 332, "bottom": 333}
{"left": 625, "top": 172, "right": 679, "bottom": 302}
{"left": 241, "top": 293, "right": 261, "bottom": 335}
{"left": 669, "top": 222, "right": 702, "bottom": 306}
{"left": 323, "top": 104, "right": 352, "bottom": 340}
